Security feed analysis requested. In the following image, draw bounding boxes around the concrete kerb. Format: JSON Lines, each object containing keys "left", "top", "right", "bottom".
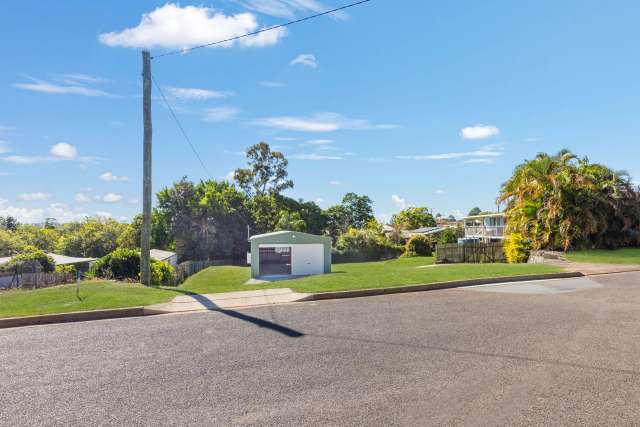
{"left": 297, "top": 272, "right": 585, "bottom": 302}
{"left": 1, "top": 272, "right": 585, "bottom": 329}
{"left": 0, "top": 307, "right": 158, "bottom": 330}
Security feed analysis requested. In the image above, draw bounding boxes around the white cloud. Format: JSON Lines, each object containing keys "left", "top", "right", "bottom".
{"left": 398, "top": 144, "right": 504, "bottom": 161}
{"left": 102, "top": 193, "right": 123, "bottom": 203}
{"left": 48, "top": 203, "right": 89, "bottom": 222}
{"left": 0, "top": 172, "right": 14, "bottom": 176}
{"left": 391, "top": 194, "right": 408, "bottom": 210}
{"left": 464, "top": 158, "right": 495, "bottom": 164}
{"left": 435, "top": 189, "right": 445, "bottom": 194}
{"left": 315, "top": 197, "right": 324, "bottom": 204}
{"left": 290, "top": 153, "right": 342, "bottom": 160}
{"left": 50, "top": 142, "right": 78, "bottom": 159}
{"left": 98, "top": 3, "right": 287, "bottom": 49}
{"left": 75, "top": 192, "right": 91, "bottom": 203}
{"left": 14, "top": 76, "right": 112, "bottom": 97}
{"left": 100, "top": 171, "right": 129, "bottom": 182}
{"left": 290, "top": 53, "right": 318, "bottom": 68}
{"left": 253, "top": 112, "right": 398, "bottom": 132}
{"left": 460, "top": 124, "right": 500, "bottom": 140}
{"left": 0, "top": 126, "right": 16, "bottom": 135}
{"left": 167, "top": 87, "right": 232, "bottom": 101}
{"left": 222, "top": 170, "right": 235, "bottom": 181}
{"left": 306, "top": 139, "right": 333, "bottom": 145}
{"left": 0, "top": 141, "right": 9, "bottom": 154}
{"left": 17, "top": 192, "right": 51, "bottom": 201}
{"left": 0, "top": 199, "right": 44, "bottom": 223}
{"left": 273, "top": 136, "right": 296, "bottom": 141}
{"left": 60, "top": 73, "right": 108, "bottom": 85}
{"left": 449, "top": 210, "right": 464, "bottom": 219}
{"left": 259, "top": 81, "right": 286, "bottom": 88}
{"left": 203, "top": 106, "right": 241, "bottom": 122}
{"left": 239, "top": 0, "right": 348, "bottom": 20}
{"left": 523, "top": 137, "right": 539, "bottom": 142}
{"left": 328, "top": 180, "right": 341, "bottom": 186}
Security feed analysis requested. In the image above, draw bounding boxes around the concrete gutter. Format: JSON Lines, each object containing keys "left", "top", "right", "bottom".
{"left": 0, "top": 307, "right": 157, "bottom": 330}
{"left": 298, "top": 272, "right": 584, "bottom": 302}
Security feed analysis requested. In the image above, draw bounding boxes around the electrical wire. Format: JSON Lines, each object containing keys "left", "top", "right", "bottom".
{"left": 151, "top": 73, "right": 214, "bottom": 179}
{"left": 152, "top": 0, "right": 371, "bottom": 59}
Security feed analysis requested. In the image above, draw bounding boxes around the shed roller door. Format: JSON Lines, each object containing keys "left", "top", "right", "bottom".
{"left": 292, "top": 244, "right": 324, "bottom": 276}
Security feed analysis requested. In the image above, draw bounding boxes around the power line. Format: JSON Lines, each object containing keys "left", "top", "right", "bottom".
{"left": 152, "top": 0, "right": 371, "bottom": 59}
{"left": 151, "top": 73, "right": 214, "bottom": 179}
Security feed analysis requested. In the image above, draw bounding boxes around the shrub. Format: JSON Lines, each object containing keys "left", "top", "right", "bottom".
{"left": 89, "top": 248, "right": 140, "bottom": 280}
{"left": 333, "top": 228, "right": 403, "bottom": 263}
{"left": 504, "top": 233, "right": 532, "bottom": 263}
{"left": 438, "top": 226, "right": 464, "bottom": 245}
{"left": 403, "top": 235, "right": 433, "bottom": 257}
{"left": 55, "top": 264, "right": 77, "bottom": 275}
{"left": 5, "top": 246, "right": 56, "bottom": 272}
{"left": 151, "top": 260, "right": 174, "bottom": 286}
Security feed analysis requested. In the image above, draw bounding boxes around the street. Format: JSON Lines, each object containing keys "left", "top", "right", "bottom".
{"left": 2, "top": 272, "right": 640, "bottom": 426}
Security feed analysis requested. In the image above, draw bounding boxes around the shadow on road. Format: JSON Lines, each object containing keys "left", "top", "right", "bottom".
{"left": 161, "top": 287, "right": 304, "bottom": 338}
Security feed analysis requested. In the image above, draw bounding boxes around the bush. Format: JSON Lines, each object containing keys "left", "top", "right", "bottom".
{"left": 403, "top": 235, "right": 433, "bottom": 257}
{"left": 438, "top": 226, "right": 464, "bottom": 245}
{"left": 504, "top": 233, "right": 532, "bottom": 263}
{"left": 89, "top": 248, "right": 140, "bottom": 280}
{"left": 333, "top": 228, "right": 403, "bottom": 263}
{"left": 55, "top": 264, "right": 77, "bottom": 275}
{"left": 5, "top": 246, "right": 56, "bottom": 272}
{"left": 151, "top": 260, "right": 174, "bottom": 286}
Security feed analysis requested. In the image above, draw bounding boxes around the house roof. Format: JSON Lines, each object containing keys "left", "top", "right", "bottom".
{"left": 0, "top": 253, "right": 96, "bottom": 266}
{"left": 150, "top": 249, "right": 177, "bottom": 261}
{"left": 406, "top": 226, "right": 446, "bottom": 235}
{"left": 249, "top": 230, "right": 331, "bottom": 244}
{"left": 461, "top": 212, "right": 506, "bottom": 220}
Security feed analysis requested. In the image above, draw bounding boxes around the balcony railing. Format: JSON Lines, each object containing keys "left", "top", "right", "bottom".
{"left": 464, "top": 225, "right": 506, "bottom": 238}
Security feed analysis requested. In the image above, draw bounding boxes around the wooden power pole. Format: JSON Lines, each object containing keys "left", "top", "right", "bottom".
{"left": 141, "top": 50, "right": 152, "bottom": 286}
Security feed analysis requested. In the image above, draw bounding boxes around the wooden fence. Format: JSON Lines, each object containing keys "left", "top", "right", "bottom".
{"left": 435, "top": 242, "right": 506, "bottom": 264}
{"left": 0, "top": 271, "right": 75, "bottom": 290}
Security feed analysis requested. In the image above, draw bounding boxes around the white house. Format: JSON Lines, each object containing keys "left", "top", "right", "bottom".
{"left": 461, "top": 213, "right": 507, "bottom": 242}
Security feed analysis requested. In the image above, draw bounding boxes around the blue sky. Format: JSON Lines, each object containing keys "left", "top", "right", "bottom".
{"left": 1, "top": 1, "right": 639, "bottom": 223}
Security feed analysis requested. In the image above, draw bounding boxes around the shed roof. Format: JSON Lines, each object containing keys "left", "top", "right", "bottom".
{"left": 250, "top": 230, "right": 330, "bottom": 243}
{"left": 150, "top": 249, "right": 177, "bottom": 261}
{"left": 0, "top": 253, "right": 96, "bottom": 266}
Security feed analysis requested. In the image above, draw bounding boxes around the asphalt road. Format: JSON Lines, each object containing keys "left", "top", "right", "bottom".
{"left": 2, "top": 273, "right": 640, "bottom": 426}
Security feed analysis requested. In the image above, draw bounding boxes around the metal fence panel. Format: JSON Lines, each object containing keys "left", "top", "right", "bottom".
{"left": 436, "top": 242, "right": 505, "bottom": 264}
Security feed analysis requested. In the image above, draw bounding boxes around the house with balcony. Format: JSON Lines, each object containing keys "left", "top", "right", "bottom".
{"left": 461, "top": 212, "right": 506, "bottom": 242}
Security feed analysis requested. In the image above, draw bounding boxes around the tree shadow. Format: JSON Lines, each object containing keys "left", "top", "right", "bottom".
{"left": 159, "top": 287, "right": 304, "bottom": 338}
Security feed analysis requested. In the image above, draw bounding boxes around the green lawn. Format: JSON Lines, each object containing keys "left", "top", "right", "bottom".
{"left": 181, "top": 256, "right": 562, "bottom": 294}
{"left": 0, "top": 281, "right": 178, "bottom": 319}
{"left": 1, "top": 257, "right": 562, "bottom": 319}
{"left": 565, "top": 248, "right": 640, "bottom": 265}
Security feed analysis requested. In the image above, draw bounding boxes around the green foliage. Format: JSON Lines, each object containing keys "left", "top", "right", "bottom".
{"left": 392, "top": 207, "right": 436, "bottom": 230}
{"left": 438, "top": 226, "right": 465, "bottom": 244}
{"left": 0, "top": 216, "right": 19, "bottom": 231}
{"left": 234, "top": 142, "right": 293, "bottom": 197}
{"left": 504, "top": 233, "right": 532, "bottom": 263}
{"left": 341, "top": 193, "right": 374, "bottom": 229}
{"left": 117, "top": 210, "right": 173, "bottom": 250}
{"left": 56, "top": 218, "right": 127, "bottom": 258}
{"left": 0, "top": 229, "right": 19, "bottom": 257}
{"left": 275, "top": 211, "right": 306, "bottom": 232}
{"left": 55, "top": 264, "right": 77, "bottom": 275}
{"left": 403, "top": 235, "right": 433, "bottom": 257}
{"left": 150, "top": 260, "right": 174, "bottom": 286}
{"left": 6, "top": 246, "right": 56, "bottom": 272}
{"left": 333, "top": 228, "right": 403, "bottom": 263}
{"left": 89, "top": 248, "right": 140, "bottom": 280}
{"left": 499, "top": 149, "right": 640, "bottom": 251}
{"left": 157, "top": 178, "right": 252, "bottom": 262}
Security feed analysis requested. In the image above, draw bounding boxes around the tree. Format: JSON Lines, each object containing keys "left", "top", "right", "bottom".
{"left": 325, "top": 204, "right": 352, "bottom": 241}
{"left": 391, "top": 207, "right": 436, "bottom": 230}
{"left": 56, "top": 218, "right": 126, "bottom": 257}
{"left": 498, "top": 149, "right": 640, "bottom": 251}
{"left": 341, "top": 193, "right": 374, "bottom": 229}
{"left": 118, "top": 210, "right": 173, "bottom": 250}
{"left": 0, "top": 216, "right": 19, "bottom": 231}
{"left": 234, "top": 142, "right": 293, "bottom": 197}
{"left": 468, "top": 207, "right": 482, "bottom": 217}
{"left": 275, "top": 211, "right": 306, "bottom": 232}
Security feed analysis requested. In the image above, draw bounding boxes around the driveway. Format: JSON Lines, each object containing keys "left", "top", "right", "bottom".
{"left": 2, "top": 273, "right": 640, "bottom": 426}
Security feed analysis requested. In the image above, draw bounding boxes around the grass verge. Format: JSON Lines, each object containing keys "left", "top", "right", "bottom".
{"left": 181, "top": 256, "right": 562, "bottom": 294}
{"left": 565, "top": 248, "right": 640, "bottom": 265}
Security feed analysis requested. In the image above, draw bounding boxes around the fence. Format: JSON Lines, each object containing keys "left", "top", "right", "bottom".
{"left": 435, "top": 242, "right": 505, "bottom": 264}
{"left": 172, "top": 260, "right": 230, "bottom": 285}
{"left": 0, "top": 271, "right": 75, "bottom": 290}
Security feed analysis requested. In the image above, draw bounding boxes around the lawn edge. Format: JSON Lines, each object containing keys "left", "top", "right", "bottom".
{"left": 0, "top": 306, "right": 161, "bottom": 329}
{"left": 297, "top": 272, "right": 584, "bottom": 301}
